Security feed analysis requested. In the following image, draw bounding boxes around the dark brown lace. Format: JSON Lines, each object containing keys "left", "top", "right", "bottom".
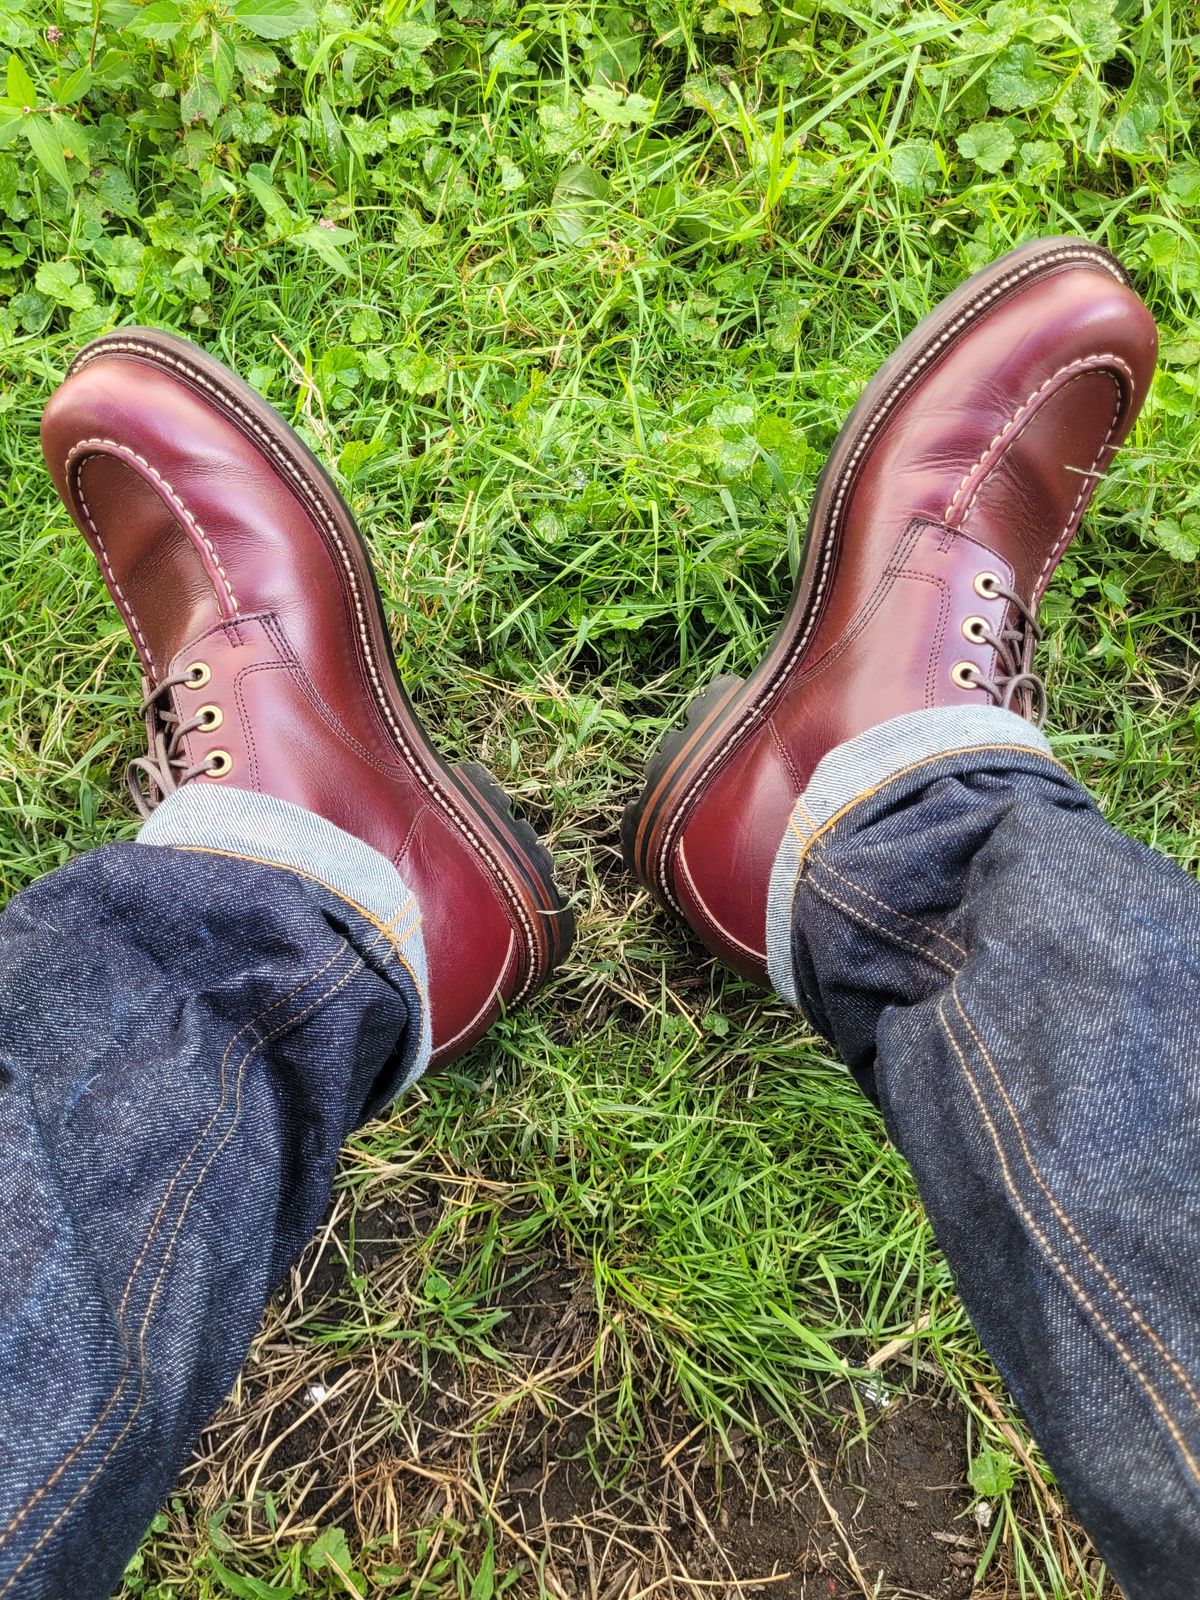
{"left": 959, "top": 577, "right": 1047, "bottom": 726}
{"left": 127, "top": 669, "right": 223, "bottom": 819}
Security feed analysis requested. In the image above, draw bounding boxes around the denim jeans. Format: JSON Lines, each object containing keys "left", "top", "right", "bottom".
{"left": 768, "top": 704, "right": 1200, "bottom": 1600}
{"left": 2, "top": 711, "right": 1200, "bottom": 1599}
{"left": 0, "top": 788, "right": 430, "bottom": 1600}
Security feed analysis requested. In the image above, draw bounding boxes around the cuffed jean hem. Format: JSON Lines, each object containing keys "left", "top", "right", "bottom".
{"left": 765, "top": 706, "right": 1056, "bottom": 1004}
{"left": 137, "top": 784, "right": 433, "bottom": 1083}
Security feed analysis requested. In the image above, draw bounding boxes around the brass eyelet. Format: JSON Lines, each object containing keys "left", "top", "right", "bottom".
{"left": 973, "top": 571, "right": 1001, "bottom": 599}
{"left": 196, "top": 704, "right": 223, "bottom": 732}
{"left": 185, "top": 661, "right": 212, "bottom": 689}
{"left": 205, "top": 749, "right": 234, "bottom": 778}
{"left": 951, "top": 661, "right": 978, "bottom": 690}
{"left": 961, "top": 615, "right": 989, "bottom": 644}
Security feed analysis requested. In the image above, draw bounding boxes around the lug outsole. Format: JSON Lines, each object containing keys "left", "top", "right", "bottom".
{"left": 621, "top": 674, "right": 745, "bottom": 879}
{"left": 455, "top": 760, "right": 576, "bottom": 967}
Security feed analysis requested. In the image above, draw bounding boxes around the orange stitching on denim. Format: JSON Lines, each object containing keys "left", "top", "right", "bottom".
{"left": 937, "top": 998, "right": 1200, "bottom": 1491}
{"left": 790, "top": 744, "right": 1066, "bottom": 881}
{"left": 794, "top": 799, "right": 819, "bottom": 835}
{"left": 117, "top": 933, "right": 369, "bottom": 1319}
{"left": 116, "top": 887, "right": 415, "bottom": 1321}
{"left": 782, "top": 744, "right": 1061, "bottom": 959}
{"left": 0, "top": 937, "right": 359, "bottom": 1550}
{"left": 0, "top": 954, "right": 369, "bottom": 1585}
{"left": 785, "top": 810, "right": 820, "bottom": 920}
{"left": 810, "top": 855, "right": 968, "bottom": 958}
{"left": 953, "top": 989, "right": 1200, "bottom": 1424}
{"left": 0, "top": 900, "right": 420, "bottom": 1569}
{"left": 128, "top": 897, "right": 419, "bottom": 1308}
{"left": 165, "top": 848, "right": 429, "bottom": 981}
{"left": 806, "top": 877, "right": 957, "bottom": 974}
{"left": 0, "top": 904, "right": 420, "bottom": 1587}
{"left": 779, "top": 814, "right": 816, "bottom": 952}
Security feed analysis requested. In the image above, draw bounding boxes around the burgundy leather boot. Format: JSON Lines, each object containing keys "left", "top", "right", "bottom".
{"left": 623, "top": 237, "right": 1157, "bottom": 985}
{"left": 42, "top": 329, "right": 573, "bottom": 1066}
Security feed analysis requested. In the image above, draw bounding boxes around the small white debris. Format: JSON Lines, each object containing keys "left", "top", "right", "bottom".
{"left": 975, "top": 1499, "right": 993, "bottom": 1531}
{"left": 307, "top": 1384, "right": 328, "bottom": 1404}
{"left": 855, "top": 1376, "right": 893, "bottom": 1409}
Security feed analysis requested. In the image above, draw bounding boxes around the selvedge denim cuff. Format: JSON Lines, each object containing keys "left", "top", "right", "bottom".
{"left": 137, "top": 784, "right": 433, "bottom": 1081}
{"left": 764, "top": 705, "right": 1055, "bottom": 1004}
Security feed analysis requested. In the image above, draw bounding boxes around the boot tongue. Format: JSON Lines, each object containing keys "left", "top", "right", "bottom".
{"left": 140, "top": 672, "right": 159, "bottom": 757}
{"left": 73, "top": 452, "right": 225, "bottom": 679}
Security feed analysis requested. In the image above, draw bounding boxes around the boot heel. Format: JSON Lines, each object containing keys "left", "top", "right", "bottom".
{"left": 620, "top": 673, "right": 746, "bottom": 884}
{"left": 451, "top": 761, "right": 575, "bottom": 969}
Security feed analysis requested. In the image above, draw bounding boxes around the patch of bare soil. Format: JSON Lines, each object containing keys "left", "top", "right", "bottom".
{"left": 482, "top": 1261, "right": 972, "bottom": 1598}
{"left": 176, "top": 1194, "right": 1111, "bottom": 1598}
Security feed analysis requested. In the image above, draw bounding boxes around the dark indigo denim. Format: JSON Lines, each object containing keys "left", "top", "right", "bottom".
{"left": 785, "top": 744, "right": 1200, "bottom": 1600}
{"left": 0, "top": 843, "right": 422, "bottom": 1600}
{"left": 4, "top": 746, "right": 1199, "bottom": 1600}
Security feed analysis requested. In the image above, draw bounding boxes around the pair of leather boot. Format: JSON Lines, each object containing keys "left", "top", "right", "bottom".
{"left": 40, "top": 238, "right": 1157, "bottom": 1065}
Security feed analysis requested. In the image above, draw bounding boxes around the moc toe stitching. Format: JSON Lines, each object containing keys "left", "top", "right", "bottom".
{"left": 70, "top": 453, "right": 158, "bottom": 677}
{"left": 45, "top": 334, "right": 569, "bottom": 1062}
{"left": 68, "top": 438, "right": 241, "bottom": 616}
{"left": 1037, "top": 375, "right": 1126, "bottom": 593}
{"left": 654, "top": 279, "right": 1146, "bottom": 907}
{"left": 802, "top": 245, "right": 1127, "bottom": 691}
{"left": 945, "top": 354, "right": 1134, "bottom": 527}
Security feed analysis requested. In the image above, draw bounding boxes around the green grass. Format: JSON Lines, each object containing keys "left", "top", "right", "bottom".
{"left": 1, "top": 0, "right": 1198, "bottom": 1594}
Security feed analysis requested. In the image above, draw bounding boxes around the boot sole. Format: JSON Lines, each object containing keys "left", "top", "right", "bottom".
{"left": 621, "top": 236, "right": 1131, "bottom": 912}
{"left": 68, "top": 328, "right": 575, "bottom": 997}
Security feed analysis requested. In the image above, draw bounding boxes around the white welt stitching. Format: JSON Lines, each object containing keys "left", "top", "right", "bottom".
{"left": 69, "top": 340, "right": 543, "bottom": 1000}
{"left": 654, "top": 244, "right": 1126, "bottom": 910}
{"left": 67, "top": 439, "right": 240, "bottom": 616}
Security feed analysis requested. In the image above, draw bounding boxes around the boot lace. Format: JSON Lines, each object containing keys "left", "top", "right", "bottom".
{"left": 127, "top": 666, "right": 225, "bottom": 819}
{"left": 956, "top": 573, "right": 1047, "bottom": 726}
